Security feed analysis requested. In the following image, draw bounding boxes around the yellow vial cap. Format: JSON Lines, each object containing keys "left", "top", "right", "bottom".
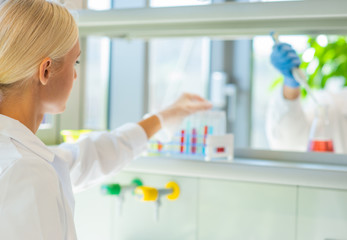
{"left": 135, "top": 186, "right": 158, "bottom": 201}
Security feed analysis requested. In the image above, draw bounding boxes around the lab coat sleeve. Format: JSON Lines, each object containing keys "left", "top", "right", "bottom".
{"left": 0, "top": 160, "right": 66, "bottom": 240}
{"left": 50, "top": 123, "right": 148, "bottom": 192}
{"left": 266, "top": 88, "right": 310, "bottom": 151}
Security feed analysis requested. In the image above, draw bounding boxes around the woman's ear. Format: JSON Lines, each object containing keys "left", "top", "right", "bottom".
{"left": 39, "top": 58, "right": 52, "bottom": 86}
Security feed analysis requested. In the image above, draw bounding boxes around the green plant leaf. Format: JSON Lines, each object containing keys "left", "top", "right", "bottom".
{"left": 269, "top": 76, "right": 284, "bottom": 91}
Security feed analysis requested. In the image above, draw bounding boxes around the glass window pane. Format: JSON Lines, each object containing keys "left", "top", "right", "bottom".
{"left": 251, "top": 35, "right": 308, "bottom": 149}
{"left": 88, "top": 0, "right": 111, "bottom": 10}
{"left": 148, "top": 38, "right": 210, "bottom": 112}
{"left": 83, "top": 37, "right": 110, "bottom": 130}
{"left": 251, "top": 34, "right": 347, "bottom": 151}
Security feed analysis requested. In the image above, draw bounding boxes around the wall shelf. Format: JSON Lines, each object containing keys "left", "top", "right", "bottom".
{"left": 124, "top": 150, "right": 347, "bottom": 190}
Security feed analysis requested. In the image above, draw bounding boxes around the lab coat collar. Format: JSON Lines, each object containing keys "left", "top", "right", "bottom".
{"left": 0, "top": 114, "right": 55, "bottom": 163}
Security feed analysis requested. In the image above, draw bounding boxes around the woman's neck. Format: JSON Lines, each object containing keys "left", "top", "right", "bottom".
{"left": 0, "top": 86, "right": 44, "bottom": 134}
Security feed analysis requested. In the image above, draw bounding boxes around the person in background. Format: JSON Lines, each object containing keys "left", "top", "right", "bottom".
{"left": 0, "top": 0, "right": 212, "bottom": 239}
{"left": 266, "top": 42, "right": 347, "bottom": 153}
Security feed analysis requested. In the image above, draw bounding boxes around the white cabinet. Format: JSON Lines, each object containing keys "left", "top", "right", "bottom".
{"left": 198, "top": 179, "right": 297, "bottom": 240}
{"left": 297, "top": 187, "right": 347, "bottom": 240}
{"left": 74, "top": 168, "right": 347, "bottom": 240}
{"left": 74, "top": 183, "right": 113, "bottom": 240}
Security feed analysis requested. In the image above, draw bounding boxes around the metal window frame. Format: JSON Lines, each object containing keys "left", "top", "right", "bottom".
{"left": 77, "top": 1, "right": 347, "bottom": 38}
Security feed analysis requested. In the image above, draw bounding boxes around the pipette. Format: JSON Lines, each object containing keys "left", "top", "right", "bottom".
{"left": 270, "top": 32, "right": 320, "bottom": 106}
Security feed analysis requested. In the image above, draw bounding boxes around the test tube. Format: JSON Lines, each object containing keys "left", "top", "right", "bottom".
{"left": 158, "top": 141, "right": 163, "bottom": 152}
{"left": 202, "top": 125, "right": 208, "bottom": 154}
{"left": 185, "top": 120, "right": 190, "bottom": 154}
{"left": 180, "top": 130, "right": 185, "bottom": 153}
{"left": 196, "top": 122, "right": 204, "bottom": 155}
{"left": 191, "top": 128, "right": 197, "bottom": 154}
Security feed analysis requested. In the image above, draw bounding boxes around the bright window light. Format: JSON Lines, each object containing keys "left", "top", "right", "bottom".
{"left": 150, "top": 0, "right": 210, "bottom": 7}
{"left": 88, "top": 0, "right": 111, "bottom": 10}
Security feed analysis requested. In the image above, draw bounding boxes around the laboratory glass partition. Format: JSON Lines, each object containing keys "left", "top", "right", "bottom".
{"left": 39, "top": 0, "right": 347, "bottom": 160}
{"left": 146, "top": 34, "right": 347, "bottom": 156}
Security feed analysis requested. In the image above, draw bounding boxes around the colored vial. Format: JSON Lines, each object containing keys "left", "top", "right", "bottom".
{"left": 180, "top": 130, "right": 185, "bottom": 153}
{"left": 307, "top": 105, "right": 334, "bottom": 153}
{"left": 191, "top": 128, "right": 197, "bottom": 154}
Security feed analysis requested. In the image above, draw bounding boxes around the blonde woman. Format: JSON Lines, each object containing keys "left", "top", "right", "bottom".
{"left": 0, "top": 0, "right": 212, "bottom": 239}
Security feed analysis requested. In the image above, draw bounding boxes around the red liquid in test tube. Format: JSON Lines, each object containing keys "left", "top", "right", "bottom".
{"left": 203, "top": 126, "right": 208, "bottom": 145}
{"left": 191, "top": 128, "right": 197, "bottom": 154}
{"left": 157, "top": 141, "right": 163, "bottom": 152}
{"left": 202, "top": 125, "right": 208, "bottom": 154}
{"left": 180, "top": 130, "right": 185, "bottom": 153}
{"left": 308, "top": 139, "right": 334, "bottom": 152}
{"left": 216, "top": 147, "right": 225, "bottom": 153}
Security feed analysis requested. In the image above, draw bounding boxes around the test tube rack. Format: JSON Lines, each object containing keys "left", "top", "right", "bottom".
{"left": 147, "top": 110, "right": 233, "bottom": 160}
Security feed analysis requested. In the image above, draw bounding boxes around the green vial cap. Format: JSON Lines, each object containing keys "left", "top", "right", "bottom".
{"left": 101, "top": 184, "right": 121, "bottom": 195}
{"left": 131, "top": 178, "right": 143, "bottom": 187}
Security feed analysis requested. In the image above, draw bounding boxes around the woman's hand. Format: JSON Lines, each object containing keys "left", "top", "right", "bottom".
{"left": 139, "top": 93, "right": 212, "bottom": 140}
{"left": 159, "top": 93, "right": 212, "bottom": 126}
{"left": 157, "top": 93, "right": 212, "bottom": 140}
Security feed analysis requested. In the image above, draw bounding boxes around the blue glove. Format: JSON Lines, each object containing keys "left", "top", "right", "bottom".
{"left": 271, "top": 43, "right": 301, "bottom": 88}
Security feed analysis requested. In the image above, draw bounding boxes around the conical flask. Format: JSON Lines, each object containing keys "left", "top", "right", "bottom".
{"left": 307, "top": 105, "right": 334, "bottom": 152}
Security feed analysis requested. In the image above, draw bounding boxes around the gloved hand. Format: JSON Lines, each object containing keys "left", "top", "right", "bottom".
{"left": 271, "top": 43, "right": 301, "bottom": 88}
{"left": 155, "top": 93, "right": 212, "bottom": 141}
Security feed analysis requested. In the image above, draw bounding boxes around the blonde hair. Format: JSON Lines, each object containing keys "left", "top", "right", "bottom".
{"left": 0, "top": 0, "right": 79, "bottom": 97}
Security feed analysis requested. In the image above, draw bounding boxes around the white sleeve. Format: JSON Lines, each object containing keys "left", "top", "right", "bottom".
{"left": 266, "top": 88, "right": 310, "bottom": 151}
{"left": 50, "top": 123, "right": 148, "bottom": 192}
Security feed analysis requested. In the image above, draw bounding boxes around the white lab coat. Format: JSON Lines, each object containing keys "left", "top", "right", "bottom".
{"left": 266, "top": 87, "right": 347, "bottom": 154}
{"left": 0, "top": 114, "right": 148, "bottom": 239}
